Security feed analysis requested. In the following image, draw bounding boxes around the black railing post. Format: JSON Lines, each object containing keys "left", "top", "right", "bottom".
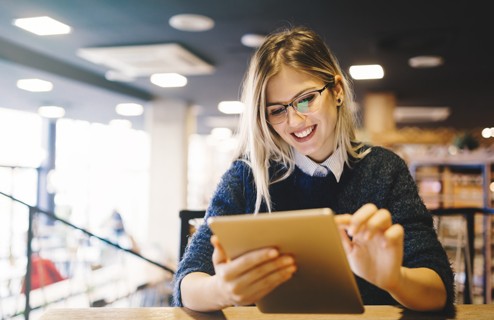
{"left": 463, "top": 211, "right": 475, "bottom": 304}
{"left": 24, "top": 206, "right": 36, "bottom": 320}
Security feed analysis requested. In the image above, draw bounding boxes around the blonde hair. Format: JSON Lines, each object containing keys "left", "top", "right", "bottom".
{"left": 234, "top": 26, "right": 368, "bottom": 213}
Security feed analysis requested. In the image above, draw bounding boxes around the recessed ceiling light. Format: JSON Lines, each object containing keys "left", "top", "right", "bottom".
{"left": 38, "top": 106, "right": 65, "bottom": 118}
{"left": 13, "top": 16, "right": 71, "bottom": 36}
{"left": 218, "top": 101, "right": 244, "bottom": 114}
{"left": 150, "top": 73, "right": 187, "bottom": 87}
{"left": 408, "top": 55, "right": 444, "bottom": 68}
{"left": 17, "top": 79, "right": 53, "bottom": 92}
{"left": 169, "top": 14, "right": 214, "bottom": 32}
{"left": 115, "top": 103, "right": 144, "bottom": 116}
{"left": 349, "top": 64, "right": 384, "bottom": 80}
{"left": 241, "top": 33, "right": 266, "bottom": 48}
{"left": 481, "top": 128, "right": 492, "bottom": 138}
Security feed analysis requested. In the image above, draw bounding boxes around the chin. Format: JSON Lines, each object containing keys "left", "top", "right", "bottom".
{"left": 301, "top": 148, "right": 319, "bottom": 159}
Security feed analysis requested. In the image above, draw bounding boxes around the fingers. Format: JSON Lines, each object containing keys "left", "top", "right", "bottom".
{"left": 228, "top": 257, "right": 296, "bottom": 305}
{"left": 347, "top": 204, "right": 394, "bottom": 240}
{"left": 224, "top": 247, "right": 280, "bottom": 280}
{"left": 334, "top": 213, "right": 351, "bottom": 226}
{"left": 347, "top": 203, "right": 378, "bottom": 236}
{"left": 211, "top": 234, "right": 297, "bottom": 306}
{"left": 211, "top": 235, "right": 228, "bottom": 265}
{"left": 383, "top": 223, "right": 404, "bottom": 248}
{"left": 211, "top": 234, "right": 296, "bottom": 282}
{"left": 234, "top": 254, "right": 295, "bottom": 287}
{"left": 337, "top": 205, "right": 405, "bottom": 291}
{"left": 241, "top": 265, "right": 296, "bottom": 303}
{"left": 334, "top": 213, "right": 352, "bottom": 250}
{"left": 338, "top": 227, "right": 353, "bottom": 254}
{"left": 363, "top": 208, "right": 393, "bottom": 240}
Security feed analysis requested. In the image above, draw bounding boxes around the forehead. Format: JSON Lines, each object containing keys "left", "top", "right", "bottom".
{"left": 266, "top": 66, "right": 322, "bottom": 103}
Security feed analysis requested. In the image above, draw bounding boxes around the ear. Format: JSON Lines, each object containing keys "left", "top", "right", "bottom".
{"left": 332, "top": 75, "right": 345, "bottom": 102}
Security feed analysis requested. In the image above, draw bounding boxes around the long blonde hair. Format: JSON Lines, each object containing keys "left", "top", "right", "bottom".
{"left": 234, "top": 26, "right": 367, "bottom": 213}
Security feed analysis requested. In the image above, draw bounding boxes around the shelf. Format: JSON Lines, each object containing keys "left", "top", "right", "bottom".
{"left": 409, "top": 159, "right": 493, "bottom": 304}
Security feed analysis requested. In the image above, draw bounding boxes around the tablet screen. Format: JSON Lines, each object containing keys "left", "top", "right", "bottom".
{"left": 208, "top": 208, "right": 364, "bottom": 314}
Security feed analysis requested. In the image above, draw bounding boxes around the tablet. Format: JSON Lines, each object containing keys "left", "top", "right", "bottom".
{"left": 207, "top": 208, "right": 364, "bottom": 314}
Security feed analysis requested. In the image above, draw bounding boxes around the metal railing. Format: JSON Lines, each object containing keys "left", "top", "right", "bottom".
{"left": 0, "top": 190, "right": 174, "bottom": 320}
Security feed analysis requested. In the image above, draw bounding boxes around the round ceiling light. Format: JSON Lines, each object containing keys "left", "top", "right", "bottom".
{"left": 169, "top": 14, "right": 214, "bottom": 32}
{"left": 218, "top": 101, "right": 244, "bottom": 114}
{"left": 150, "top": 73, "right": 187, "bottom": 87}
{"left": 241, "top": 33, "right": 266, "bottom": 48}
{"left": 115, "top": 103, "right": 144, "bottom": 116}
{"left": 408, "top": 55, "right": 444, "bottom": 68}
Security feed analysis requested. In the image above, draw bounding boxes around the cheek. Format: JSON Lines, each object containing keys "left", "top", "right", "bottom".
{"left": 323, "top": 105, "right": 338, "bottom": 127}
{"left": 271, "top": 124, "right": 286, "bottom": 137}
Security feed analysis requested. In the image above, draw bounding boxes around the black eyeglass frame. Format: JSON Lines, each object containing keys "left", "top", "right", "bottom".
{"left": 266, "top": 77, "right": 336, "bottom": 125}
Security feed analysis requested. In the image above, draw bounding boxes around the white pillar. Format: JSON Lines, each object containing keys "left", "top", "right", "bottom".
{"left": 145, "top": 99, "right": 191, "bottom": 265}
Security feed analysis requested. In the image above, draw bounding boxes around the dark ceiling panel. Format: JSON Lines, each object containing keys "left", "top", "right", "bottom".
{"left": 0, "top": 0, "right": 491, "bottom": 133}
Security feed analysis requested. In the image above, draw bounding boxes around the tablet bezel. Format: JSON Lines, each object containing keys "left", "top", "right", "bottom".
{"left": 207, "top": 208, "right": 364, "bottom": 314}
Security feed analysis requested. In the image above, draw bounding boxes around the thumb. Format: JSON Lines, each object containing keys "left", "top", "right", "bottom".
{"left": 334, "top": 214, "right": 353, "bottom": 254}
{"left": 211, "top": 235, "right": 228, "bottom": 264}
{"left": 338, "top": 227, "right": 353, "bottom": 255}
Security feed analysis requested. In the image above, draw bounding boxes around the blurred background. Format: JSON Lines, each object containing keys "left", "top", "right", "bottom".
{"left": 0, "top": 1, "right": 493, "bottom": 319}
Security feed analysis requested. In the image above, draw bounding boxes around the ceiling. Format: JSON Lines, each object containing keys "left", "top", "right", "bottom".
{"left": 0, "top": 0, "right": 492, "bottom": 134}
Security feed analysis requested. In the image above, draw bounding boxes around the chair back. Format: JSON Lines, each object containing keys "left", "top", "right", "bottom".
{"left": 179, "top": 210, "right": 206, "bottom": 260}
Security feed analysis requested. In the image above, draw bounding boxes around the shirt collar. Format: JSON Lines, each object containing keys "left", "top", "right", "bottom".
{"left": 293, "top": 147, "right": 344, "bottom": 182}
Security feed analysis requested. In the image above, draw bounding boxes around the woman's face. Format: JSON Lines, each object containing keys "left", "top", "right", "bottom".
{"left": 266, "top": 65, "right": 341, "bottom": 162}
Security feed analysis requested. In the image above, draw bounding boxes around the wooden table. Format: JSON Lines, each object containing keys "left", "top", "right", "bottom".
{"left": 39, "top": 304, "right": 494, "bottom": 320}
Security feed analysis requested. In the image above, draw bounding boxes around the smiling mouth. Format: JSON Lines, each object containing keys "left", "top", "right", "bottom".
{"left": 292, "top": 125, "right": 316, "bottom": 139}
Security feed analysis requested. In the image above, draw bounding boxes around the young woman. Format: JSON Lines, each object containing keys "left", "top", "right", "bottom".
{"left": 173, "top": 26, "right": 454, "bottom": 313}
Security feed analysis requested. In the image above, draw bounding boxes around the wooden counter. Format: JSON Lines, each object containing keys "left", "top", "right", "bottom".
{"left": 40, "top": 304, "right": 494, "bottom": 320}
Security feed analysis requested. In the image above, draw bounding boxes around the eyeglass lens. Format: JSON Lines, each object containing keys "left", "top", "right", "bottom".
{"left": 267, "top": 91, "right": 322, "bottom": 124}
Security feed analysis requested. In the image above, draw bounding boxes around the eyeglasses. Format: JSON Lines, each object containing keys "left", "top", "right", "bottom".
{"left": 266, "top": 80, "right": 334, "bottom": 125}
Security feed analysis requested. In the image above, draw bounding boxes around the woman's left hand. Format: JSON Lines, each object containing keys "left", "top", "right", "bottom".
{"left": 335, "top": 203, "right": 404, "bottom": 292}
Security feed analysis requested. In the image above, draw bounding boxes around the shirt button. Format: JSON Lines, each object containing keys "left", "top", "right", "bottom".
{"left": 314, "top": 166, "right": 328, "bottom": 177}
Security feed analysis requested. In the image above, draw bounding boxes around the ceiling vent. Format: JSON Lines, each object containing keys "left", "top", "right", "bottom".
{"left": 77, "top": 43, "right": 214, "bottom": 77}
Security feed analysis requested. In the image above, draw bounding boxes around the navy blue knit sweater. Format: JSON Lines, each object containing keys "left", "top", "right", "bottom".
{"left": 173, "top": 146, "right": 455, "bottom": 311}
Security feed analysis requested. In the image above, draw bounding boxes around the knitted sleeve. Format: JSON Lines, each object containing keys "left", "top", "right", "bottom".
{"left": 382, "top": 150, "right": 456, "bottom": 312}
{"left": 172, "top": 160, "right": 254, "bottom": 306}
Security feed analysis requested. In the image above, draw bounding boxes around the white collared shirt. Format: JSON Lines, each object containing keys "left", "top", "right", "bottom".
{"left": 293, "top": 147, "right": 344, "bottom": 182}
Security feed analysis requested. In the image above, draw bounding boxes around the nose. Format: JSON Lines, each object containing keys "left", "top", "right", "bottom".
{"left": 286, "top": 106, "right": 306, "bottom": 127}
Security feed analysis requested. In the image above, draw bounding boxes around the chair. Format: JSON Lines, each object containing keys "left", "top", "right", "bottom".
{"left": 178, "top": 210, "right": 206, "bottom": 261}
{"left": 430, "top": 207, "right": 494, "bottom": 304}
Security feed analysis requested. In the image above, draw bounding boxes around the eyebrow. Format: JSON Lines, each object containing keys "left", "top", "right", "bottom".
{"left": 266, "top": 86, "right": 320, "bottom": 107}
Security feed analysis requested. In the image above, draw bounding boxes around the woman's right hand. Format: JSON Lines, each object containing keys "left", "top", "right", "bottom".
{"left": 211, "top": 235, "right": 297, "bottom": 308}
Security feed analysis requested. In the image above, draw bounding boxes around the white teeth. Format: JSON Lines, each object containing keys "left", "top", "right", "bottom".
{"left": 294, "top": 126, "right": 314, "bottom": 138}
